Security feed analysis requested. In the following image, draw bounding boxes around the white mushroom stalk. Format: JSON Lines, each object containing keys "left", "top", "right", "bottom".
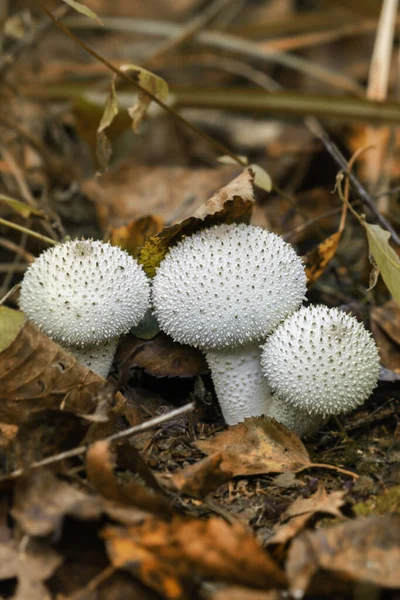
{"left": 152, "top": 223, "right": 307, "bottom": 425}
{"left": 261, "top": 305, "right": 380, "bottom": 435}
{"left": 20, "top": 239, "right": 150, "bottom": 377}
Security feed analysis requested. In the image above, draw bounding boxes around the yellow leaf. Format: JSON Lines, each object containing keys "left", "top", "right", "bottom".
{"left": 363, "top": 222, "right": 400, "bottom": 305}
{"left": 96, "top": 76, "right": 118, "bottom": 169}
{"left": 249, "top": 163, "right": 272, "bottom": 192}
{"left": 120, "top": 65, "right": 169, "bottom": 132}
{"left": 60, "top": 0, "right": 103, "bottom": 25}
{"left": 0, "top": 195, "right": 42, "bottom": 218}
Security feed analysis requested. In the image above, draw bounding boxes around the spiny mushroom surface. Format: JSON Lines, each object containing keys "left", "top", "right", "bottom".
{"left": 20, "top": 239, "right": 150, "bottom": 376}
{"left": 261, "top": 305, "right": 380, "bottom": 425}
{"left": 153, "top": 223, "right": 306, "bottom": 350}
{"left": 20, "top": 239, "right": 150, "bottom": 347}
{"left": 153, "top": 223, "right": 307, "bottom": 424}
{"left": 64, "top": 338, "right": 119, "bottom": 379}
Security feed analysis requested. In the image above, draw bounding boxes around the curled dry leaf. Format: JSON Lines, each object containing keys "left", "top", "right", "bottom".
{"left": 303, "top": 231, "right": 342, "bottom": 286}
{"left": 102, "top": 516, "right": 286, "bottom": 600}
{"left": 268, "top": 484, "right": 347, "bottom": 546}
{"left": 287, "top": 514, "right": 400, "bottom": 597}
{"left": 138, "top": 169, "right": 255, "bottom": 276}
{"left": 116, "top": 332, "right": 208, "bottom": 378}
{"left": 86, "top": 439, "right": 171, "bottom": 514}
{"left": 0, "top": 308, "right": 127, "bottom": 424}
{"left": 172, "top": 418, "right": 311, "bottom": 497}
{"left": 110, "top": 215, "right": 165, "bottom": 258}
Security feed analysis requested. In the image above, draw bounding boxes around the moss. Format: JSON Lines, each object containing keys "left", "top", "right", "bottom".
{"left": 353, "top": 486, "right": 400, "bottom": 516}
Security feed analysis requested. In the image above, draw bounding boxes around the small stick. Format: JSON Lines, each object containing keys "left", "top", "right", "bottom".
{"left": 0, "top": 217, "right": 57, "bottom": 246}
{"left": 0, "top": 402, "right": 195, "bottom": 481}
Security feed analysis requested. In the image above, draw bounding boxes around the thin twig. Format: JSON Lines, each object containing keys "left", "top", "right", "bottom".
{"left": 305, "top": 116, "right": 400, "bottom": 246}
{"left": 0, "top": 402, "right": 195, "bottom": 481}
{"left": 35, "top": 2, "right": 247, "bottom": 168}
{"left": 65, "top": 16, "right": 363, "bottom": 94}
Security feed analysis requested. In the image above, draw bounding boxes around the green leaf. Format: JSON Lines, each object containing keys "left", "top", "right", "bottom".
{"left": 0, "top": 195, "right": 42, "bottom": 218}
{"left": 96, "top": 76, "right": 118, "bottom": 170}
{"left": 250, "top": 163, "right": 272, "bottom": 193}
{"left": 0, "top": 307, "right": 25, "bottom": 354}
{"left": 120, "top": 65, "right": 169, "bottom": 132}
{"left": 363, "top": 222, "right": 400, "bottom": 305}
{"left": 60, "top": 0, "right": 103, "bottom": 25}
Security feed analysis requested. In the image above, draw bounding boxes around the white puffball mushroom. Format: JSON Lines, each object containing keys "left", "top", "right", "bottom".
{"left": 266, "top": 395, "right": 324, "bottom": 437}
{"left": 152, "top": 223, "right": 307, "bottom": 425}
{"left": 261, "top": 305, "right": 380, "bottom": 431}
{"left": 20, "top": 239, "right": 150, "bottom": 376}
{"left": 64, "top": 338, "right": 119, "bottom": 379}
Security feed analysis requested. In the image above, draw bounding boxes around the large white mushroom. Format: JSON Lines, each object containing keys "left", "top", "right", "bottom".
{"left": 152, "top": 223, "right": 307, "bottom": 425}
{"left": 260, "top": 305, "right": 380, "bottom": 435}
{"left": 20, "top": 239, "right": 150, "bottom": 377}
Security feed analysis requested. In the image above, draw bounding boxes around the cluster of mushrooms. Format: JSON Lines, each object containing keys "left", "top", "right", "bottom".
{"left": 19, "top": 223, "right": 380, "bottom": 437}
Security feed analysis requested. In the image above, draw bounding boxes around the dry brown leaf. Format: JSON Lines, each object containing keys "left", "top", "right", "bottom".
{"left": 11, "top": 470, "right": 103, "bottom": 537}
{"left": 116, "top": 332, "right": 208, "bottom": 378}
{"left": 0, "top": 314, "right": 127, "bottom": 424}
{"left": 287, "top": 514, "right": 400, "bottom": 596}
{"left": 138, "top": 169, "right": 255, "bottom": 276}
{"left": 172, "top": 418, "right": 311, "bottom": 497}
{"left": 304, "top": 231, "right": 342, "bottom": 285}
{"left": 268, "top": 485, "right": 347, "bottom": 546}
{"left": 210, "top": 588, "right": 282, "bottom": 600}
{"left": 86, "top": 439, "right": 171, "bottom": 514}
{"left": 103, "top": 516, "right": 286, "bottom": 600}
{"left": 110, "top": 215, "right": 164, "bottom": 258}
{"left": 83, "top": 163, "right": 241, "bottom": 230}
{"left": 0, "top": 539, "right": 62, "bottom": 600}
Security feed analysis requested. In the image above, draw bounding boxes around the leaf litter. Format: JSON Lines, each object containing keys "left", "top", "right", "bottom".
{"left": 1, "top": 2, "right": 400, "bottom": 598}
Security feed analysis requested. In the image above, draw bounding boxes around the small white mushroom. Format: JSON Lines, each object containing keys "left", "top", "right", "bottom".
{"left": 152, "top": 223, "right": 307, "bottom": 424}
{"left": 260, "top": 305, "right": 380, "bottom": 434}
{"left": 64, "top": 338, "right": 119, "bottom": 379}
{"left": 20, "top": 239, "right": 150, "bottom": 376}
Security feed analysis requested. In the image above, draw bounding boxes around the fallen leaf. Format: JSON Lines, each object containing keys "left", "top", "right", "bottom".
{"left": 138, "top": 169, "right": 255, "bottom": 276}
{"left": 103, "top": 516, "right": 286, "bottom": 599}
{"left": 0, "top": 310, "right": 127, "bottom": 424}
{"left": 86, "top": 438, "right": 171, "bottom": 514}
{"left": 83, "top": 163, "right": 240, "bottom": 230}
{"left": 172, "top": 418, "right": 311, "bottom": 497}
{"left": 11, "top": 470, "right": 103, "bottom": 537}
{"left": 268, "top": 484, "right": 347, "bottom": 546}
{"left": 363, "top": 221, "right": 400, "bottom": 305}
{"left": 287, "top": 514, "right": 400, "bottom": 596}
{"left": 304, "top": 231, "right": 342, "bottom": 285}
{"left": 210, "top": 588, "right": 281, "bottom": 600}
{"left": 110, "top": 215, "right": 164, "bottom": 258}
{"left": 116, "top": 332, "right": 208, "bottom": 378}
{"left": 0, "top": 539, "right": 62, "bottom": 600}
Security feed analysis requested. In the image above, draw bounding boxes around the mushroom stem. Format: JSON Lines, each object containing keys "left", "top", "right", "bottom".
{"left": 65, "top": 338, "right": 119, "bottom": 378}
{"left": 205, "top": 343, "right": 273, "bottom": 425}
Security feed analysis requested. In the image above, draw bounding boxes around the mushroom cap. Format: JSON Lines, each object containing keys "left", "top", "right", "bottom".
{"left": 20, "top": 239, "right": 150, "bottom": 346}
{"left": 152, "top": 223, "right": 306, "bottom": 350}
{"left": 261, "top": 305, "right": 380, "bottom": 417}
